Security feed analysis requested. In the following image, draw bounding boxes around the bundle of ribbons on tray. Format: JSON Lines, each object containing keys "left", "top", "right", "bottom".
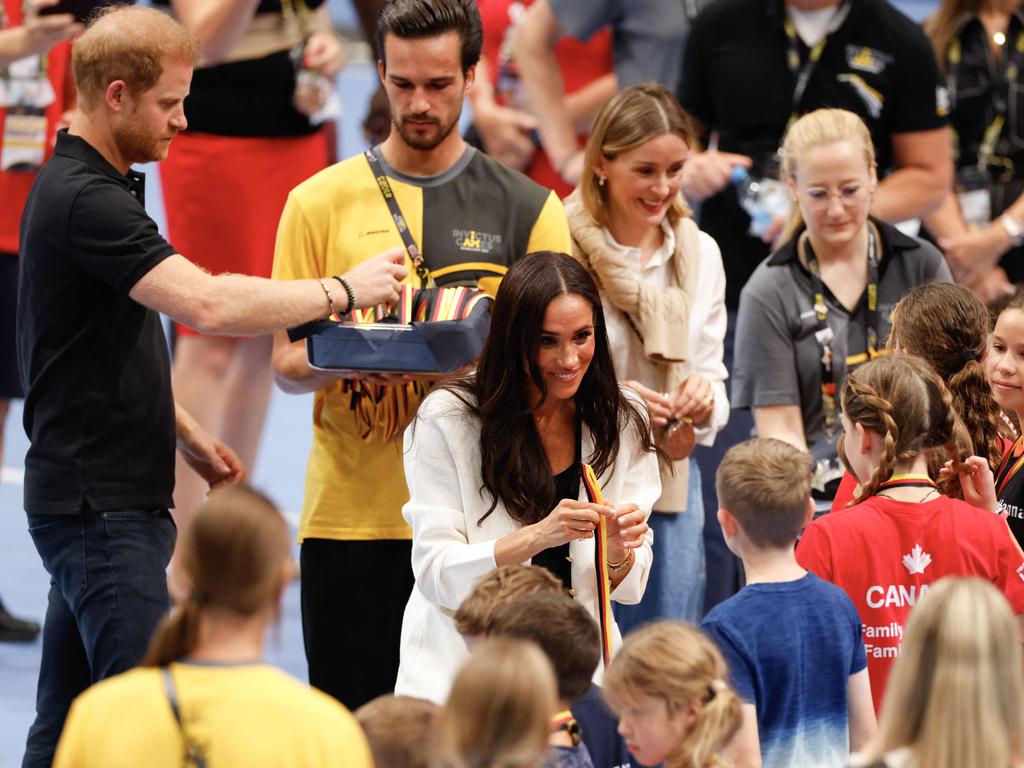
{"left": 287, "top": 283, "right": 493, "bottom": 374}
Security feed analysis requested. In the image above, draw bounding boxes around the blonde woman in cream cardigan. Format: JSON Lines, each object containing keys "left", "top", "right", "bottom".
{"left": 566, "top": 83, "right": 728, "bottom": 628}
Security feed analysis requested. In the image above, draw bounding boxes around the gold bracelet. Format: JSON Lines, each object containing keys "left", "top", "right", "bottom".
{"left": 317, "top": 277, "right": 336, "bottom": 316}
{"left": 607, "top": 549, "right": 634, "bottom": 572}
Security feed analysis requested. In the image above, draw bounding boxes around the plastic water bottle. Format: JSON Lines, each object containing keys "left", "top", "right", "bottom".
{"left": 730, "top": 165, "right": 790, "bottom": 239}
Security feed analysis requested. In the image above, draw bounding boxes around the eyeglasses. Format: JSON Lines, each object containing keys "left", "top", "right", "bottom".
{"left": 800, "top": 183, "right": 870, "bottom": 209}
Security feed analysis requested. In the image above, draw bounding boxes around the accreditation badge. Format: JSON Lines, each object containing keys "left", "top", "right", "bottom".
{"left": 1, "top": 110, "right": 47, "bottom": 172}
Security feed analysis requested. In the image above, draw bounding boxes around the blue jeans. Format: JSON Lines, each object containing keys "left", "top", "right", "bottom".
{"left": 22, "top": 506, "right": 176, "bottom": 768}
{"left": 695, "top": 309, "right": 749, "bottom": 613}
{"left": 615, "top": 461, "right": 706, "bottom": 635}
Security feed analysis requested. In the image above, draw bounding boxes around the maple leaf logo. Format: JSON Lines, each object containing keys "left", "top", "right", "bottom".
{"left": 902, "top": 544, "right": 932, "bottom": 575}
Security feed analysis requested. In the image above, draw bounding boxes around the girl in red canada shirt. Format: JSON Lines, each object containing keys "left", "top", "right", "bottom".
{"left": 797, "top": 355, "right": 1024, "bottom": 714}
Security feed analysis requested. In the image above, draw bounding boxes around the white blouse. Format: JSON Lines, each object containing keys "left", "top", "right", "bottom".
{"left": 600, "top": 221, "right": 730, "bottom": 446}
{"left": 394, "top": 387, "right": 661, "bottom": 704}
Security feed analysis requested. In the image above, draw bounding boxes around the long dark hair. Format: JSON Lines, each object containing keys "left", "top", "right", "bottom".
{"left": 889, "top": 282, "right": 1007, "bottom": 474}
{"left": 442, "top": 251, "right": 655, "bottom": 525}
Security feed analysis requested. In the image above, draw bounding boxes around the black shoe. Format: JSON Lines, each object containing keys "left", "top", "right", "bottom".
{"left": 0, "top": 599, "right": 41, "bottom": 643}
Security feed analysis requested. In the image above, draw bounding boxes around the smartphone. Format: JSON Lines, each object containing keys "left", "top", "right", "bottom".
{"left": 38, "top": 0, "right": 117, "bottom": 23}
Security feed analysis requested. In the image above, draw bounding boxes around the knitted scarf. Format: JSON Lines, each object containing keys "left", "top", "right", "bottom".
{"left": 564, "top": 189, "right": 703, "bottom": 511}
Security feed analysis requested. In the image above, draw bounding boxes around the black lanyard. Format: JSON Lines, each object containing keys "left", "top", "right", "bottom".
{"left": 364, "top": 148, "right": 433, "bottom": 288}
{"left": 799, "top": 227, "right": 880, "bottom": 439}
{"left": 161, "top": 667, "right": 208, "bottom": 768}
{"left": 782, "top": 2, "right": 851, "bottom": 136}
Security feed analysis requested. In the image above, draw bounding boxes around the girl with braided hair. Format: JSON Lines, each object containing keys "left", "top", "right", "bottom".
{"left": 830, "top": 282, "right": 1010, "bottom": 509}
{"left": 797, "top": 355, "right": 1024, "bottom": 714}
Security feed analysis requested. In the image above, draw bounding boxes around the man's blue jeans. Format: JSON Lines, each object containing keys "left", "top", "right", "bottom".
{"left": 22, "top": 506, "right": 175, "bottom": 768}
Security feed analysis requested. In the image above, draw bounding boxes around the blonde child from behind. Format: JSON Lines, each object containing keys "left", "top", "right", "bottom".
{"left": 852, "top": 577, "right": 1024, "bottom": 768}
{"left": 52, "top": 485, "right": 373, "bottom": 768}
{"left": 442, "top": 637, "right": 558, "bottom": 768}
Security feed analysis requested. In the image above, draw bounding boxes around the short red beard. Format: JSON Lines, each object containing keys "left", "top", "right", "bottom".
{"left": 113, "top": 108, "right": 170, "bottom": 166}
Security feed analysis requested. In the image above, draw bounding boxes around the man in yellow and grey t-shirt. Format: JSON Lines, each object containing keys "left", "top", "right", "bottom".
{"left": 271, "top": 0, "right": 570, "bottom": 710}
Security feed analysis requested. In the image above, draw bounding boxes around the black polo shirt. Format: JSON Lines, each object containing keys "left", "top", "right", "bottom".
{"left": 17, "top": 130, "right": 177, "bottom": 515}
{"left": 946, "top": 11, "right": 1024, "bottom": 282}
{"left": 678, "top": 0, "right": 949, "bottom": 309}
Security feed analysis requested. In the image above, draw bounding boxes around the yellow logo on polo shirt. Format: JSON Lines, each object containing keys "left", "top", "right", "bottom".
{"left": 453, "top": 229, "right": 502, "bottom": 254}
{"left": 845, "top": 45, "right": 890, "bottom": 75}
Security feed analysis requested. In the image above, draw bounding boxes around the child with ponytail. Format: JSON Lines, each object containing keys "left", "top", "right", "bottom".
{"left": 54, "top": 485, "right": 372, "bottom": 768}
{"left": 602, "top": 622, "right": 741, "bottom": 768}
{"left": 797, "top": 356, "right": 1024, "bottom": 714}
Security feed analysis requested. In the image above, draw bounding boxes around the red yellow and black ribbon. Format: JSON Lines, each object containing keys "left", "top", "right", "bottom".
{"left": 582, "top": 463, "right": 614, "bottom": 666}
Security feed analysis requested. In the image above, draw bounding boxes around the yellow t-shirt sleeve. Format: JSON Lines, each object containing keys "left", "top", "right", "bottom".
{"left": 525, "top": 190, "right": 572, "bottom": 255}
{"left": 273, "top": 192, "right": 324, "bottom": 282}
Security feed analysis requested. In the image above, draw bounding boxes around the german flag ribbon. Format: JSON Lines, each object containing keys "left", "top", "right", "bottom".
{"left": 582, "top": 463, "right": 614, "bottom": 666}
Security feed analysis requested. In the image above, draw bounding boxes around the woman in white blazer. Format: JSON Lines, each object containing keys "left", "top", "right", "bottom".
{"left": 394, "top": 252, "right": 662, "bottom": 704}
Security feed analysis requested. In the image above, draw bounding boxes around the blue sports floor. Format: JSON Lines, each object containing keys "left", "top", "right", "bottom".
{"left": 0, "top": 0, "right": 936, "bottom": 763}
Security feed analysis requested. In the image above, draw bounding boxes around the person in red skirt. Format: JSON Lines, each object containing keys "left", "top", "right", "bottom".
{"left": 152, "top": 0, "right": 345, "bottom": 591}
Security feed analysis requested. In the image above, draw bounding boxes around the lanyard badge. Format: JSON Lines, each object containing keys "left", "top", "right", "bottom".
{"left": 801, "top": 226, "right": 880, "bottom": 440}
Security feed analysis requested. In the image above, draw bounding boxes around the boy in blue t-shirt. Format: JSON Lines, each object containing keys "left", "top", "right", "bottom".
{"left": 701, "top": 438, "right": 876, "bottom": 768}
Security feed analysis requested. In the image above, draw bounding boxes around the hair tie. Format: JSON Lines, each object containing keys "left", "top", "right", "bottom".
{"left": 704, "top": 678, "right": 728, "bottom": 702}
{"left": 958, "top": 348, "right": 978, "bottom": 369}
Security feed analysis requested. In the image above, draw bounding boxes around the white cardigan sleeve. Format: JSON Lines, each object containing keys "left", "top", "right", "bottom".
{"left": 607, "top": 391, "right": 661, "bottom": 604}
{"left": 401, "top": 397, "right": 498, "bottom": 613}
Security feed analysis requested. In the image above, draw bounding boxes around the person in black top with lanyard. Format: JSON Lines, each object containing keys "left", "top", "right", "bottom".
{"left": 924, "top": 0, "right": 1024, "bottom": 302}
{"left": 678, "top": 0, "right": 951, "bottom": 313}
{"left": 676, "top": 0, "right": 950, "bottom": 607}
{"left": 732, "top": 110, "right": 951, "bottom": 502}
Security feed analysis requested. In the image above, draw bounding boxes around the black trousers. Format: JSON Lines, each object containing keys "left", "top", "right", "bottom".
{"left": 300, "top": 538, "right": 414, "bottom": 710}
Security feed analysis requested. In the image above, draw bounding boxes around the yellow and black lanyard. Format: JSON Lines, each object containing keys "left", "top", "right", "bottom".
{"left": 947, "top": 13, "right": 1024, "bottom": 181}
{"left": 364, "top": 147, "right": 434, "bottom": 288}
{"left": 781, "top": 1, "right": 852, "bottom": 138}
{"left": 799, "top": 227, "right": 880, "bottom": 440}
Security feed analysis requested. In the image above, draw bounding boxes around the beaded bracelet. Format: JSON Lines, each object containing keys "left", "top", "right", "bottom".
{"left": 317, "top": 278, "right": 337, "bottom": 317}
{"left": 333, "top": 275, "right": 356, "bottom": 315}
